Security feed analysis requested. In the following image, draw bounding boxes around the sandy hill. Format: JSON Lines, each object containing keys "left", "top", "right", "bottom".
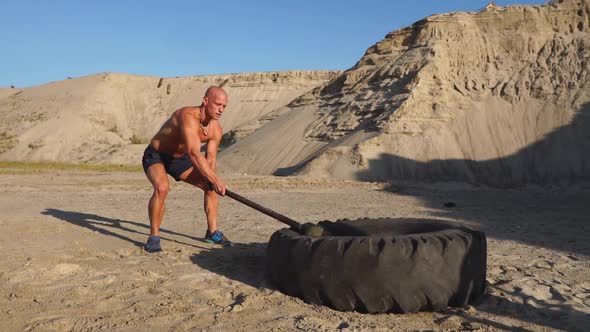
{"left": 0, "top": 71, "right": 339, "bottom": 164}
{"left": 219, "top": 0, "right": 590, "bottom": 186}
{"left": 0, "top": 88, "right": 17, "bottom": 99}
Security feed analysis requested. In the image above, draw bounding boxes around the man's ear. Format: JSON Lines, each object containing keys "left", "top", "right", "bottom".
{"left": 202, "top": 96, "right": 208, "bottom": 105}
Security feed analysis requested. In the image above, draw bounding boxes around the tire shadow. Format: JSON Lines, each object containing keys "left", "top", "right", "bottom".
{"left": 190, "top": 242, "right": 270, "bottom": 290}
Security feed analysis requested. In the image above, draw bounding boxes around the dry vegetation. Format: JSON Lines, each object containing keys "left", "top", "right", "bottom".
{"left": 0, "top": 161, "right": 142, "bottom": 174}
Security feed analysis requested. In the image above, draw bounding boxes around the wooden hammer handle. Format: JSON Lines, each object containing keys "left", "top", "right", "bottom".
{"left": 225, "top": 189, "right": 301, "bottom": 229}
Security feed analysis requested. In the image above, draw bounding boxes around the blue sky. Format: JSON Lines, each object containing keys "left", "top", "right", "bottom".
{"left": 1, "top": 0, "right": 547, "bottom": 88}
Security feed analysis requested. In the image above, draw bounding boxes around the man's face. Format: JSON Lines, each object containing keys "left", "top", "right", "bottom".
{"left": 204, "top": 92, "right": 228, "bottom": 120}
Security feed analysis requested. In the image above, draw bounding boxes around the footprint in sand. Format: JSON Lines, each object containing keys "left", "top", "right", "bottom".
{"left": 138, "top": 269, "right": 161, "bottom": 281}
{"left": 528, "top": 258, "right": 554, "bottom": 270}
{"left": 192, "top": 287, "right": 233, "bottom": 306}
{"left": 513, "top": 279, "right": 569, "bottom": 306}
{"left": 573, "top": 283, "right": 590, "bottom": 306}
{"left": 88, "top": 273, "right": 118, "bottom": 287}
{"left": 169, "top": 272, "right": 214, "bottom": 288}
{"left": 45, "top": 263, "right": 83, "bottom": 279}
{"left": 500, "top": 265, "right": 519, "bottom": 273}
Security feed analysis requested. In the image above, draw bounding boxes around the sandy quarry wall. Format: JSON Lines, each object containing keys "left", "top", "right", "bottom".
{"left": 0, "top": 71, "right": 338, "bottom": 164}
{"left": 220, "top": 0, "right": 590, "bottom": 186}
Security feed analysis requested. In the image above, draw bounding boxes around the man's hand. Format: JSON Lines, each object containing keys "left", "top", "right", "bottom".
{"left": 211, "top": 178, "right": 227, "bottom": 196}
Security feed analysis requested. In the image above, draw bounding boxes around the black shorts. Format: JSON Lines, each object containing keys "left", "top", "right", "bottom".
{"left": 142, "top": 145, "right": 193, "bottom": 181}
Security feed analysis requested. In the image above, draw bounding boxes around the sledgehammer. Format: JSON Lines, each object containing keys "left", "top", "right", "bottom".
{"left": 225, "top": 189, "right": 328, "bottom": 237}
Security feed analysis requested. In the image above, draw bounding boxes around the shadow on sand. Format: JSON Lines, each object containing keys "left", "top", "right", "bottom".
{"left": 351, "top": 104, "right": 590, "bottom": 330}
{"left": 448, "top": 285, "right": 589, "bottom": 332}
{"left": 42, "top": 208, "right": 207, "bottom": 250}
{"left": 41, "top": 103, "right": 590, "bottom": 330}
{"left": 268, "top": 103, "right": 589, "bottom": 329}
{"left": 357, "top": 102, "right": 590, "bottom": 187}
{"left": 190, "top": 242, "right": 269, "bottom": 290}
{"left": 354, "top": 104, "right": 590, "bottom": 256}
{"left": 188, "top": 235, "right": 589, "bottom": 331}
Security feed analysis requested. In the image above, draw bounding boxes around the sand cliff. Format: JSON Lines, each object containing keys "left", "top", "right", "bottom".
{"left": 2, "top": 1, "right": 589, "bottom": 186}
{"left": 220, "top": 0, "right": 590, "bottom": 186}
{"left": 0, "top": 71, "right": 339, "bottom": 165}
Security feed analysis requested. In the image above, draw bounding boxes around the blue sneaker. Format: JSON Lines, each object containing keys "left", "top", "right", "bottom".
{"left": 145, "top": 236, "right": 162, "bottom": 253}
{"left": 204, "top": 230, "right": 233, "bottom": 246}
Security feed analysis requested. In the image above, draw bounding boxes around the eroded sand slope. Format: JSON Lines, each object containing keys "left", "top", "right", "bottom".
{"left": 0, "top": 71, "right": 338, "bottom": 165}
{"left": 220, "top": 0, "right": 590, "bottom": 186}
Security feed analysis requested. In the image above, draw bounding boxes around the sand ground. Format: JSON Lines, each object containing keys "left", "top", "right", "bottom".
{"left": 0, "top": 170, "right": 588, "bottom": 331}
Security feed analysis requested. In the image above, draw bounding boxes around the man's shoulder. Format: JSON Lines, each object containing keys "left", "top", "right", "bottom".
{"left": 177, "top": 106, "right": 199, "bottom": 114}
{"left": 175, "top": 106, "right": 200, "bottom": 120}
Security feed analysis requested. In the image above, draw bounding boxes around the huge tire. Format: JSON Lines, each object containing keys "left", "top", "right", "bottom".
{"left": 266, "top": 218, "right": 487, "bottom": 313}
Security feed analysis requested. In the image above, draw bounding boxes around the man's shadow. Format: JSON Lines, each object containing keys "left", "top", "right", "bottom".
{"left": 42, "top": 208, "right": 207, "bottom": 249}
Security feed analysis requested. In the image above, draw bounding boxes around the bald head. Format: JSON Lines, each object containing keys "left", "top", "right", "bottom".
{"left": 201, "top": 86, "right": 228, "bottom": 120}
{"left": 205, "top": 86, "right": 227, "bottom": 99}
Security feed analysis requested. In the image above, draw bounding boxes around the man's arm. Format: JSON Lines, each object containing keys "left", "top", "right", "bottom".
{"left": 205, "top": 129, "right": 220, "bottom": 172}
{"left": 180, "top": 109, "right": 225, "bottom": 194}
{"left": 204, "top": 125, "right": 221, "bottom": 192}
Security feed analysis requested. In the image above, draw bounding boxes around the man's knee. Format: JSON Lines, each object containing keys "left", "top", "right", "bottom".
{"left": 153, "top": 182, "right": 170, "bottom": 198}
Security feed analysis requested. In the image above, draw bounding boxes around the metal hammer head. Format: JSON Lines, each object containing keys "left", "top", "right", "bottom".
{"left": 300, "top": 222, "right": 330, "bottom": 237}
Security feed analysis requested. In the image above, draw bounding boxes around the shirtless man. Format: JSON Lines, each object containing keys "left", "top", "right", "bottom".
{"left": 141, "top": 86, "right": 231, "bottom": 252}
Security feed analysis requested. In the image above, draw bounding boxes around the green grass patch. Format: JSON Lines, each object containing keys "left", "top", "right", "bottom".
{"left": 0, "top": 161, "right": 142, "bottom": 173}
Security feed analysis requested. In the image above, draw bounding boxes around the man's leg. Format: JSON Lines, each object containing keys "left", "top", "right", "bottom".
{"left": 204, "top": 187, "right": 219, "bottom": 232}
{"left": 179, "top": 168, "right": 231, "bottom": 245}
{"left": 178, "top": 167, "right": 217, "bottom": 231}
{"left": 146, "top": 163, "right": 170, "bottom": 237}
